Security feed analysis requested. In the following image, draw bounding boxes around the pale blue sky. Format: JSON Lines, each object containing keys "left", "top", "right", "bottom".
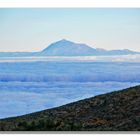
{"left": 0, "top": 8, "right": 140, "bottom": 52}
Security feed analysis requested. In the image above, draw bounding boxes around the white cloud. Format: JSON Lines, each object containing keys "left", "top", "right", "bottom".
{"left": 0, "top": 60, "right": 140, "bottom": 118}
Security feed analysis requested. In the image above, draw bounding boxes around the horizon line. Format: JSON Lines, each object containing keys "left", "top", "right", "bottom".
{"left": 0, "top": 39, "right": 139, "bottom": 53}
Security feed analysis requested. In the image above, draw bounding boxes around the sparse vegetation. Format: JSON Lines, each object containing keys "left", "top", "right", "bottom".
{"left": 0, "top": 85, "right": 140, "bottom": 131}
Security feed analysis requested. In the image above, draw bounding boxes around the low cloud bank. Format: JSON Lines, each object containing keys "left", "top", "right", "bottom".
{"left": 0, "top": 61, "right": 140, "bottom": 118}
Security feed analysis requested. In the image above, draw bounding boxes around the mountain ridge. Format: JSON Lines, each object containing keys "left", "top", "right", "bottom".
{"left": 40, "top": 39, "right": 97, "bottom": 56}
{"left": 0, "top": 39, "right": 139, "bottom": 57}
{"left": 0, "top": 85, "right": 140, "bottom": 131}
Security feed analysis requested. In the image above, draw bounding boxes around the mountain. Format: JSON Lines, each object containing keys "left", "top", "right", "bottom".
{"left": 40, "top": 39, "right": 140, "bottom": 56}
{"left": 40, "top": 39, "right": 98, "bottom": 56}
{"left": 0, "top": 52, "right": 37, "bottom": 57}
{"left": 0, "top": 39, "right": 139, "bottom": 57}
{"left": 106, "top": 49, "right": 139, "bottom": 55}
{"left": 0, "top": 85, "right": 140, "bottom": 131}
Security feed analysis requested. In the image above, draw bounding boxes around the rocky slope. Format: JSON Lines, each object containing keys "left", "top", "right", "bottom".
{"left": 0, "top": 85, "right": 140, "bottom": 131}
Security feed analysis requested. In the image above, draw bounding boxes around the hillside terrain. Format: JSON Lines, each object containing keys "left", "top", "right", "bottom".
{"left": 0, "top": 85, "right": 140, "bottom": 131}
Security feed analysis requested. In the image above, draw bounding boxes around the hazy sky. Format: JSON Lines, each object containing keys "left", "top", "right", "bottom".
{"left": 0, "top": 8, "right": 140, "bottom": 52}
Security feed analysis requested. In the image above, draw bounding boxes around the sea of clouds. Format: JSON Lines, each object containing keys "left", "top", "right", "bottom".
{"left": 0, "top": 56, "right": 140, "bottom": 118}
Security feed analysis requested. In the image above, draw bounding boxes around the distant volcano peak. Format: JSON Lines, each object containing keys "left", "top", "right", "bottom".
{"left": 40, "top": 39, "right": 140, "bottom": 56}
{"left": 60, "top": 38, "right": 67, "bottom": 41}
{"left": 53, "top": 39, "right": 74, "bottom": 44}
{"left": 0, "top": 39, "right": 139, "bottom": 57}
{"left": 41, "top": 39, "right": 95, "bottom": 56}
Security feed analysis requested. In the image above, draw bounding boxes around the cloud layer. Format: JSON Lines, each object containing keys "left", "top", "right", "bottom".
{"left": 0, "top": 60, "right": 140, "bottom": 118}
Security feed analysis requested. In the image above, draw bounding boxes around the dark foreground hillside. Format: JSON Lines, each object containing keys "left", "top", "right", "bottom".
{"left": 0, "top": 85, "right": 140, "bottom": 131}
